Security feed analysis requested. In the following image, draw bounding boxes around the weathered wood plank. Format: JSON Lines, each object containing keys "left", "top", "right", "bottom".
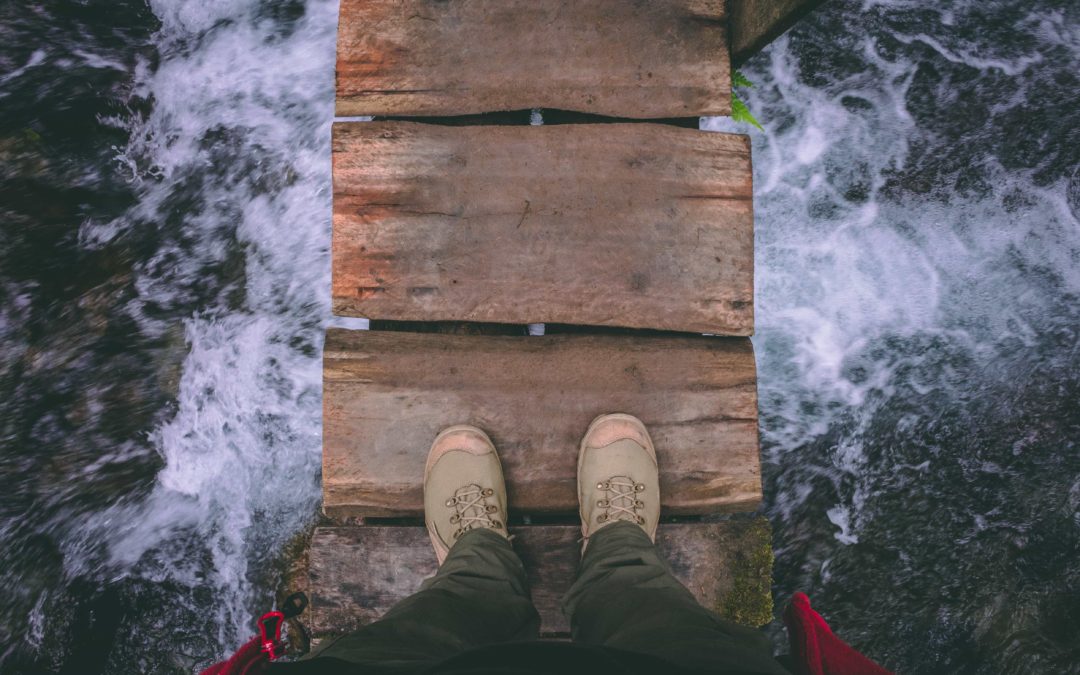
{"left": 332, "top": 122, "right": 754, "bottom": 335}
{"left": 336, "top": 0, "right": 732, "bottom": 118}
{"left": 308, "top": 521, "right": 773, "bottom": 636}
{"left": 322, "top": 329, "right": 761, "bottom": 518}
{"left": 730, "top": 0, "right": 830, "bottom": 66}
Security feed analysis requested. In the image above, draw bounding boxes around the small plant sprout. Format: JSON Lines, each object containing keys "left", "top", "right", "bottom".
{"left": 731, "top": 70, "right": 763, "bottom": 131}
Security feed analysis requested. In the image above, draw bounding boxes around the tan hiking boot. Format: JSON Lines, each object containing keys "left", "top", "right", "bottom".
{"left": 577, "top": 413, "right": 660, "bottom": 547}
{"left": 424, "top": 425, "right": 509, "bottom": 564}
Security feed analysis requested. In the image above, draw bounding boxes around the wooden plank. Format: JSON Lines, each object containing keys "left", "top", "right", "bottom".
{"left": 322, "top": 329, "right": 761, "bottom": 518}
{"left": 730, "top": 0, "right": 829, "bottom": 66}
{"left": 332, "top": 122, "right": 754, "bottom": 335}
{"left": 308, "top": 521, "right": 772, "bottom": 636}
{"left": 336, "top": 0, "right": 732, "bottom": 118}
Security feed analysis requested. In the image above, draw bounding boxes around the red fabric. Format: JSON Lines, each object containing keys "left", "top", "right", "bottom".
{"left": 200, "top": 636, "right": 270, "bottom": 675}
{"left": 784, "top": 592, "right": 891, "bottom": 675}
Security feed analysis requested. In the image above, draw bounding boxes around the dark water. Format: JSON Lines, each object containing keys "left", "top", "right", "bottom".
{"left": 1, "top": 0, "right": 1078, "bottom": 672}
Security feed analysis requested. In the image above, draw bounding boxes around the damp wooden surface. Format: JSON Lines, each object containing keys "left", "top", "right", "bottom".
{"left": 308, "top": 521, "right": 769, "bottom": 636}
{"left": 332, "top": 122, "right": 754, "bottom": 335}
{"left": 335, "top": 0, "right": 732, "bottom": 118}
{"left": 322, "top": 329, "right": 762, "bottom": 519}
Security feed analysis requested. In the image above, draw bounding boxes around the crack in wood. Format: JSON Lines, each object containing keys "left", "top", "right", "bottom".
{"left": 515, "top": 200, "right": 531, "bottom": 228}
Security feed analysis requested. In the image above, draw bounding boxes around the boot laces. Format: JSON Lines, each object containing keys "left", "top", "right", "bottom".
{"left": 445, "top": 484, "right": 501, "bottom": 538}
{"left": 595, "top": 475, "right": 646, "bottom": 525}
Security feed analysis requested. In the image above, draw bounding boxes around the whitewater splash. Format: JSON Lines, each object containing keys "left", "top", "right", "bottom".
{"left": 77, "top": 0, "right": 343, "bottom": 649}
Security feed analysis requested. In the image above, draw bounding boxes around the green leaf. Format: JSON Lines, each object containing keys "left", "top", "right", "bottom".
{"left": 732, "top": 70, "right": 754, "bottom": 89}
{"left": 731, "top": 94, "right": 764, "bottom": 131}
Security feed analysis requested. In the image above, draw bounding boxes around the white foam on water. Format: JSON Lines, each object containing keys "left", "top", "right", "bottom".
{"left": 0, "top": 48, "right": 47, "bottom": 88}
{"left": 76, "top": 0, "right": 340, "bottom": 648}
{"left": 891, "top": 33, "right": 1044, "bottom": 76}
{"left": 826, "top": 506, "right": 859, "bottom": 544}
{"left": 708, "top": 26, "right": 1080, "bottom": 546}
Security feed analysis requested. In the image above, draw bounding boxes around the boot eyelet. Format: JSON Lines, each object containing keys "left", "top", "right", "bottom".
{"left": 634, "top": 483, "right": 646, "bottom": 492}
{"left": 597, "top": 513, "right": 608, "bottom": 523}
{"left": 449, "top": 514, "right": 460, "bottom": 523}
{"left": 636, "top": 516, "right": 646, "bottom": 525}
{"left": 485, "top": 504, "right": 498, "bottom": 513}
{"left": 597, "top": 499, "right": 609, "bottom": 507}
{"left": 445, "top": 498, "right": 457, "bottom": 507}
{"left": 597, "top": 481, "right": 610, "bottom": 490}
{"left": 634, "top": 500, "right": 645, "bottom": 508}
{"left": 490, "top": 520, "right": 502, "bottom": 528}
{"left": 453, "top": 529, "right": 463, "bottom": 539}
{"left": 482, "top": 488, "right": 494, "bottom": 497}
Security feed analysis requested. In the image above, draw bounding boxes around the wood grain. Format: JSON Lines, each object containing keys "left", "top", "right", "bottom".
{"left": 308, "top": 522, "right": 770, "bottom": 636}
{"left": 336, "top": 0, "right": 732, "bottom": 118}
{"left": 332, "top": 122, "right": 754, "bottom": 335}
{"left": 322, "top": 329, "right": 761, "bottom": 518}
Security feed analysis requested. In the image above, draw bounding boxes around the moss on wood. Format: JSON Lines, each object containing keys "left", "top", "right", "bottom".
{"left": 717, "top": 516, "right": 774, "bottom": 627}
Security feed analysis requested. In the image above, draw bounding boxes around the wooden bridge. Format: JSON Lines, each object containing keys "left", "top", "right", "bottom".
{"left": 303, "top": 0, "right": 824, "bottom": 640}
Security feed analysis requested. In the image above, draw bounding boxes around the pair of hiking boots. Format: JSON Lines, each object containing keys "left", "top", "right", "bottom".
{"left": 425, "top": 413, "right": 659, "bottom": 563}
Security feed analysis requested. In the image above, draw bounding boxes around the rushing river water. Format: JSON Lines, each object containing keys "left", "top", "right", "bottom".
{"left": 1, "top": 0, "right": 1078, "bottom": 672}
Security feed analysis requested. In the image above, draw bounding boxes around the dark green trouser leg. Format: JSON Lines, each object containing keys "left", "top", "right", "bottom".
{"left": 307, "top": 528, "right": 540, "bottom": 672}
{"left": 563, "top": 521, "right": 788, "bottom": 675}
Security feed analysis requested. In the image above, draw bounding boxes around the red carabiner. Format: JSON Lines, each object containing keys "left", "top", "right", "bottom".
{"left": 258, "top": 611, "right": 286, "bottom": 660}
